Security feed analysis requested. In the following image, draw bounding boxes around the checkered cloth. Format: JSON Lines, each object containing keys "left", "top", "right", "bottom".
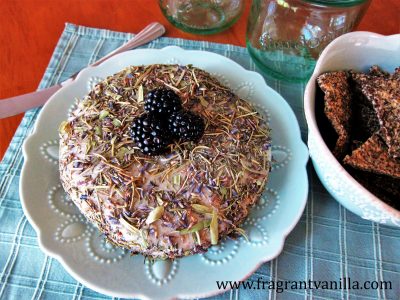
{"left": 1, "top": 24, "right": 399, "bottom": 300}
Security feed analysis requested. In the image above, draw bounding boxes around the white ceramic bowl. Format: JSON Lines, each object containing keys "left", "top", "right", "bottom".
{"left": 304, "top": 32, "right": 400, "bottom": 227}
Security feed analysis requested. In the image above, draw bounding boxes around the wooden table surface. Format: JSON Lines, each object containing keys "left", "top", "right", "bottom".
{"left": 0, "top": 0, "right": 399, "bottom": 160}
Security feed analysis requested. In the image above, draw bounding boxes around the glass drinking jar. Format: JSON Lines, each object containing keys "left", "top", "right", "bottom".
{"left": 159, "top": 0, "right": 244, "bottom": 34}
{"left": 247, "top": 0, "right": 371, "bottom": 82}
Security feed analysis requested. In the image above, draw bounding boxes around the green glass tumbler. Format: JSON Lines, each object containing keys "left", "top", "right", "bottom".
{"left": 159, "top": 0, "right": 244, "bottom": 34}
{"left": 247, "top": 0, "right": 371, "bottom": 82}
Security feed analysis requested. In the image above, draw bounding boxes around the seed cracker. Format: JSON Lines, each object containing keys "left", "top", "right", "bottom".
{"left": 317, "top": 71, "right": 351, "bottom": 159}
{"left": 344, "top": 133, "right": 400, "bottom": 179}
{"left": 350, "top": 71, "right": 380, "bottom": 143}
{"left": 352, "top": 72, "right": 400, "bottom": 158}
{"left": 368, "top": 65, "right": 390, "bottom": 78}
{"left": 348, "top": 167, "right": 400, "bottom": 210}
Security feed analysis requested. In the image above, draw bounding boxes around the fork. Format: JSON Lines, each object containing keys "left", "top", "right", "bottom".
{"left": 0, "top": 22, "right": 165, "bottom": 119}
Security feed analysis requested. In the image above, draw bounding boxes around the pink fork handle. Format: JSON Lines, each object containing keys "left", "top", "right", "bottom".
{"left": 0, "top": 22, "right": 166, "bottom": 119}
{"left": 0, "top": 84, "right": 63, "bottom": 119}
{"left": 92, "top": 22, "right": 165, "bottom": 67}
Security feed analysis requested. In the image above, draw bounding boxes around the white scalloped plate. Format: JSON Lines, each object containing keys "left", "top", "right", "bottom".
{"left": 20, "top": 46, "right": 309, "bottom": 300}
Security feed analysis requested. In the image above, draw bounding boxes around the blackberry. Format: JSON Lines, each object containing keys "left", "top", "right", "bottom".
{"left": 130, "top": 113, "right": 172, "bottom": 156}
{"left": 144, "top": 88, "right": 182, "bottom": 116}
{"left": 168, "top": 111, "right": 205, "bottom": 142}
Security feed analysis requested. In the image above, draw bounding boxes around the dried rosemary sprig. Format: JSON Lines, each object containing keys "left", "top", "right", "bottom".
{"left": 146, "top": 206, "right": 164, "bottom": 225}
{"left": 179, "top": 219, "right": 211, "bottom": 234}
{"left": 210, "top": 209, "right": 219, "bottom": 245}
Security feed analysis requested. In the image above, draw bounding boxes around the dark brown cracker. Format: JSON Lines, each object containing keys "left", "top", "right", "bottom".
{"left": 392, "top": 67, "right": 400, "bottom": 80}
{"left": 349, "top": 72, "right": 380, "bottom": 142}
{"left": 348, "top": 167, "right": 400, "bottom": 210}
{"left": 349, "top": 66, "right": 390, "bottom": 141}
{"left": 317, "top": 71, "right": 352, "bottom": 159}
{"left": 352, "top": 72, "right": 400, "bottom": 158}
{"left": 368, "top": 65, "right": 390, "bottom": 78}
{"left": 344, "top": 133, "right": 400, "bottom": 179}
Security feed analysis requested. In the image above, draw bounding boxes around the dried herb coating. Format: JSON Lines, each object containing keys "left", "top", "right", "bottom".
{"left": 59, "top": 64, "right": 271, "bottom": 259}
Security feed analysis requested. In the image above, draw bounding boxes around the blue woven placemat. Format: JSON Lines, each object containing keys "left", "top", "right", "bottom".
{"left": 0, "top": 23, "right": 399, "bottom": 300}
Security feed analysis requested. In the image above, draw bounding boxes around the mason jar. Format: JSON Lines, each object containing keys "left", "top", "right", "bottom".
{"left": 159, "top": 0, "right": 244, "bottom": 34}
{"left": 247, "top": 0, "right": 371, "bottom": 82}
